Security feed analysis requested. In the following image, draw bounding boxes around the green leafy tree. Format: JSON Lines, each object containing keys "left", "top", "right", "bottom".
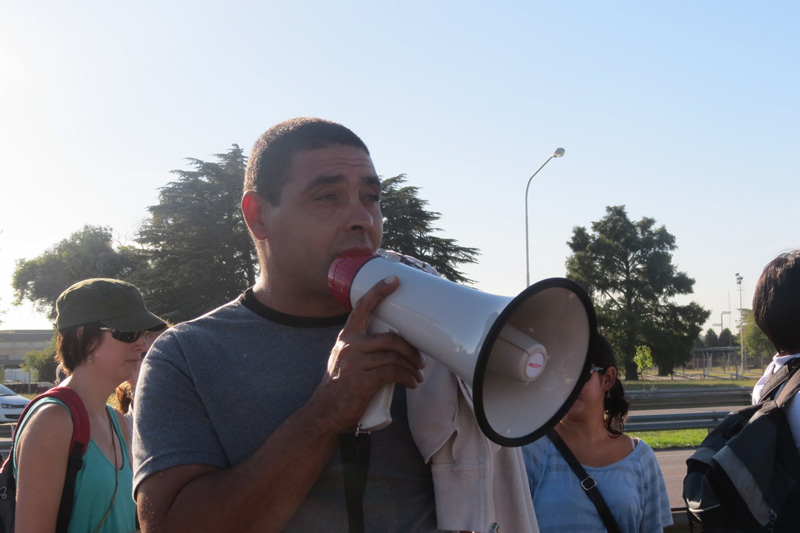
{"left": 742, "top": 309, "right": 774, "bottom": 360}
{"left": 380, "top": 175, "right": 479, "bottom": 284}
{"left": 703, "top": 328, "right": 719, "bottom": 347}
{"left": 565, "top": 205, "right": 710, "bottom": 379}
{"left": 634, "top": 345, "right": 654, "bottom": 374}
{"left": 12, "top": 225, "right": 144, "bottom": 319}
{"left": 22, "top": 335, "right": 58, "bottom": 383}
{"left": 131, "top": 146, "right": 257, "bottom": 324}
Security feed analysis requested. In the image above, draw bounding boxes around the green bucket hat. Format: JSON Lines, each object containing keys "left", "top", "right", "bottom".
{"left": 55, "top": 278, "right": 166, "bottom": 332}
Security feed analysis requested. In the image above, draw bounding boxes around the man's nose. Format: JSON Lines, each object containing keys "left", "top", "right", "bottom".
{"left": 346, "top": 199, "right": 375, "bottom": 232}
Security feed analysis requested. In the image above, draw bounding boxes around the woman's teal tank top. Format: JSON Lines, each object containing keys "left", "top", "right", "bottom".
{"left": 14, "top": 398, "right": 136, "bottom": 532}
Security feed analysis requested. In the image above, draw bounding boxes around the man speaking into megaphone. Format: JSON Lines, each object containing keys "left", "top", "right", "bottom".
{"left": 133, "top": 117, "right": 589, "bottom": 532}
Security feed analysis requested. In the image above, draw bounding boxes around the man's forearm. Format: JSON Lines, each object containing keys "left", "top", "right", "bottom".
{"left": 140, "top": 404, "right": 342, "bottom": 533}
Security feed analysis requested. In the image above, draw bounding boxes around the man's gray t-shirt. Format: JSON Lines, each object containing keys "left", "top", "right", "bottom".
{"left": 133, "top": 290, "right": 441, "bottom": 531}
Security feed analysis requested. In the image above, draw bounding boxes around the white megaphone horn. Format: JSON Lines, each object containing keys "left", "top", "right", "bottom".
{"left": 328, "top": 249, "right": 596, "bottom": 447}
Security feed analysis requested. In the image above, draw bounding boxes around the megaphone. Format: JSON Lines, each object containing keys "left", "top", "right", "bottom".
{"left": 328, "top": 249, "right": 596, "bottom": 447}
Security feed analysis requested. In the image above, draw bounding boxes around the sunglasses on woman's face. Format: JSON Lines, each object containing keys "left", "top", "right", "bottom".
{"left": 588, "top": 365, "right": 606, "bottom": 376}
{"left": 100, "top": 327, "right": 144, "bottom": 343}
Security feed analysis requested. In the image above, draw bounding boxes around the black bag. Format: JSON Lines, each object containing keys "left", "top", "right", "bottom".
{"left": 0, "top": 386, "right": 90, "bottom": 533}
{"left": 683, "top": 360, "right": 800, "bottom": 532}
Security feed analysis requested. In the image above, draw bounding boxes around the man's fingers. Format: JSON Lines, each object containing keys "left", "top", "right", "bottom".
{"left": 339, "top": 349, "right": 425, "bottom": 383}
{"left": 346, "top": 332, "right": 425, "bottom": 368}
{"left": 372, "top": 363, "right": 424, "bottom": 390}
{"left": 343, "top": 276, "right": 399, "bottom": 333}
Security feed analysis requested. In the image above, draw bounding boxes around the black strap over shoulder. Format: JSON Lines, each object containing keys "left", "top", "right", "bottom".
{"left": 776, "top": 358, "right": 800, "bottom": 408}
{"left": 339, "top": 431, "right": 371, "bottom": 533}
{"left": 57, "top": 443, "right": 86, "bottom": 532}
{"left": 547, "top": 429, "right": 622, "bottom": 533}
{"left": 760, "top": 357, "right": 800, "bottom": 402}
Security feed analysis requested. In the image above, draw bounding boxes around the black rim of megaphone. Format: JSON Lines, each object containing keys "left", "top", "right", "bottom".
{"left": 472, "top": 277, "right": 596, "bottom": 447}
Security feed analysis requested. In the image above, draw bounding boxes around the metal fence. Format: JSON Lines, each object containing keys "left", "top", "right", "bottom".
{"left": 626, "top": 387, "right": 751, "bottom": 432}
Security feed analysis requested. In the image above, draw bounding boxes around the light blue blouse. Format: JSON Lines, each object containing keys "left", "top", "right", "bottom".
{"left": 523, "top": 436, "right": 672, "bottom": 533}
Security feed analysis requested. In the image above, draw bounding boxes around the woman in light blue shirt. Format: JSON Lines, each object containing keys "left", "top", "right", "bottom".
{"left": 523, "top": 332, "right": 672, "bottom": 533}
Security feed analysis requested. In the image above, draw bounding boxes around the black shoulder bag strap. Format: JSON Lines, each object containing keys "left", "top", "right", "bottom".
{"left": 546, "top": 429, "right": 622, "bottom": 533}
{"left": 339, "top": 431, "right": 371, "bottom": 533}
{"left": 57, "top": 440, "right": 86, "bottom": 533}
{"left": 776, "top": 359, "right": 800, "bottom": 408}
{"left": 760, "top": 357, "right": 800, "bottom": 402}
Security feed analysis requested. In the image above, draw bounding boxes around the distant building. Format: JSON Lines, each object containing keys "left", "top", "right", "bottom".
{"left": 0, "top": 329, "right": 54, "bottom": 368}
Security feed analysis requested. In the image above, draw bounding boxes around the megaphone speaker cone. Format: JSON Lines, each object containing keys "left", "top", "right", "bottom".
{"left": 473, "top": 278, "right": 595, "bottom": 447}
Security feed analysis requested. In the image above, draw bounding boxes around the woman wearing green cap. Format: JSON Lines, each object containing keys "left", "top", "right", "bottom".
{"left": 12, "top": 278, "right": 166, "bottom": 533}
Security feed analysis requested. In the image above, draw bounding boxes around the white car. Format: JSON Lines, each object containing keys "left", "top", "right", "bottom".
{"left": 0, "top": 384, "right": 31, "bottom": 423}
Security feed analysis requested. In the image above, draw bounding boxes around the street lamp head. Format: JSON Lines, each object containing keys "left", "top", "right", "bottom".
{"left": 553, "top": 147, "right": 565, "bottom": 158}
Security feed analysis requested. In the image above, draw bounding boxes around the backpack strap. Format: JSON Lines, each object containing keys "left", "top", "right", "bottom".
{"left": 339, "top": 431, "right": 371, "bottom": 533}
{"left": 775, "top": 359, "right": 800, "bottom": 408}
{"left": 6, "top": 386, "right": 90, "bottom": 533}
{"left": 761, "top": 357, "right": 800, "bottom": 403}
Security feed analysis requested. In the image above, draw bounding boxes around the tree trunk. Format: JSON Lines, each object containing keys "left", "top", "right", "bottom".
{"left": 625, "top": 361, "right": 639, "bottom": 381}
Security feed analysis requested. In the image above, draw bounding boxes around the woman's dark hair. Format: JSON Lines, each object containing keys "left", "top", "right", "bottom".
{"left": 753, "top": 250, "right": 800, "bottom": 354}
{"left": 590, "top": 332, "right": 629, "bottom": 435}
{"left": 55, "top": 322, "right": 104, "bottom": 374}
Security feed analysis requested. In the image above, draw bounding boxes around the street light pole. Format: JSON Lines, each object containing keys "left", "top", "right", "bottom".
{"left": 736, "top": 273, "right": 745, "bottom": 375}
{"left": 525, "top": 147, "right": 565, "bottom": 286}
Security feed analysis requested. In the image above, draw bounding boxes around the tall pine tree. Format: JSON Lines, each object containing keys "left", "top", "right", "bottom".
{"left": 380, "top": 175, "right": 479, "bottom": 284}
{"left": 132, "top": 146, "right": 256, "bottom": 323}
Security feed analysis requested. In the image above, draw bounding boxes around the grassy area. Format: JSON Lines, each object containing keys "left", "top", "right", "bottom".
{"left": 628, "top": 428, "right": 709, "bottom": 449}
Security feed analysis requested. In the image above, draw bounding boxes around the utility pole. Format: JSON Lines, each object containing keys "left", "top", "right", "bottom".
{"left": 736, "top": 273, "right": 746, "bottom": 376}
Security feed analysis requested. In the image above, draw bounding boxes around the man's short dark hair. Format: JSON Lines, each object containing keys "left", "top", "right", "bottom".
{"left": 753, "top": 249, "right": 800, "bottom": 354}
{"left": 244, "top": 117, "right": 370, "bottom": 205}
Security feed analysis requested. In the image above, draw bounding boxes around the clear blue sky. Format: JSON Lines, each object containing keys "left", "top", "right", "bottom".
{"left": 1, "top": 1, "right": 798, "bottom": 337}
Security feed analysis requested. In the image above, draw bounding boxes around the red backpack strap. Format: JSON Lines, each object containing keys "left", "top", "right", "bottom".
{"left": 13, "top": 387, "right": 91, "bottom": 533}
{"left": 4, "top": 386, "right": 91, "bottom": 469}
{"left": 33, "top": 387, "right": 90, "bottom": 456}
{"left": 1, "top": 386, "right": 92, "bottom": 533}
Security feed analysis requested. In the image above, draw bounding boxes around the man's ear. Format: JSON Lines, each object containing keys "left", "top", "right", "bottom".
{"left": 241, "top": 190, "right": 270, "bottom": 240}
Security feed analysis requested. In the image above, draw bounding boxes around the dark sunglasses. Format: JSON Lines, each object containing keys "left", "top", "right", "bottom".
{"left": 100, "top": 327, "right": 144, "bottom": 343}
